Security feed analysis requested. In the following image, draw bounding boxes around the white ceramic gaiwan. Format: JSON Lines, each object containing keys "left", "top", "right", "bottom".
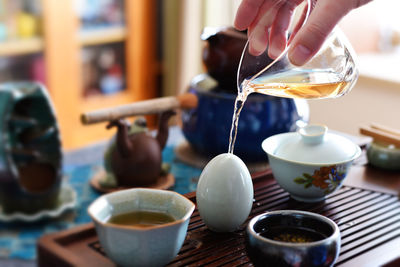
{"left": 262, "top": 124, "right": 361, "bottom": 202}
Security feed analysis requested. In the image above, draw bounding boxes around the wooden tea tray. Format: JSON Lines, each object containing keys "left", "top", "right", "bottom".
{"left": 37, "top": 166, "right": 400, "bottom": 267}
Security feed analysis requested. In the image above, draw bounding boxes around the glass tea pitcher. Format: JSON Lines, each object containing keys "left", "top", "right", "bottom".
{"left": 237, "top": 1, "right": 358, "bottom": 100}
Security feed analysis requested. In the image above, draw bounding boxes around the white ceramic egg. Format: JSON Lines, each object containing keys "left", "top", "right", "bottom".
{"left": 196, "top": 153, "right": 253, "bottom": 232}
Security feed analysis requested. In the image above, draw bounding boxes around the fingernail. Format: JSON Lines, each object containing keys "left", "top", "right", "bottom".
{"left": 250, "top": 39, "right": 265, "bottom": 56}
{"left": 249, "top": 34, "right": 266, "bottom": 56}
{"left": 289, "top": 44, "right": 311, "bottom": 65}
{"left": 269, "top": 43, "right": 283, "bottom": 59}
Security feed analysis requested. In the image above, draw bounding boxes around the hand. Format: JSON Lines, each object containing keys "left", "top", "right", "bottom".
{"left": 234, "top": 0, "right": 372, "bottom": 66}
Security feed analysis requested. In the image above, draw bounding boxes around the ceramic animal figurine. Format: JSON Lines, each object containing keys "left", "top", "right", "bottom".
{"left": 0, "top": 82, "right": 62, "bottom": 214}
{"left": 104, "top": 111, "right": 175, "bottom": 187}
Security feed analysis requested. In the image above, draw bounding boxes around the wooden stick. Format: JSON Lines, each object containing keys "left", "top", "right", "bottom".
{"left": 81, "top": 93, "right": 198, "bottom": 125}
{"left": 370, "top": 123, "right": 400, "bottom": 137}
{"left": 359, "top": 125, "right": 400, "bottom": 147}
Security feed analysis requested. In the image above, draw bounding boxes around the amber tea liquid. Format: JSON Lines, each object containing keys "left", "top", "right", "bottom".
{"left": 250, "top": 69, "right": 351, "bottom": 99}
{"left": 259, "top": 226, "right": 326, "bottom": 243}
{"left": 107, "top": 210, "right": 175, "bottom": 228}
{"left": 228, "top": 90, "right": 249, "bottom": 154}
{"left": 228, "top": 69, "right": 350, "bottom": 153}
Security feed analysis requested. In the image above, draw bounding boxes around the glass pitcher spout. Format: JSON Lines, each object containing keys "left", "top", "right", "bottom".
{"left": 237, "top": 2, "right": 359, "bottom": 101}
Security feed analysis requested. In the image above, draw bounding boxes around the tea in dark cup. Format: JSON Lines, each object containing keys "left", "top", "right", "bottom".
{"left": 246, "top": 210, "right": 340, "bottom": 267}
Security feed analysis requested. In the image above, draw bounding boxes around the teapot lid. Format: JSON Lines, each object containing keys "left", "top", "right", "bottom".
{"left": 270, "top": 124, "right": 361, "bottom": 164}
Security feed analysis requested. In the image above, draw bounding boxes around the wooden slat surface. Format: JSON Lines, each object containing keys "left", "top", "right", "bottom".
{"left": 37, "top": 167, "right": 400, "bottom": 267}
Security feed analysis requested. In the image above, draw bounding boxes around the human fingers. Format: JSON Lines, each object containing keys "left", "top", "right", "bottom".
{"left": 288, "top": 0, "right": 372, "bottom": 65}
{"left": 247, "top": 0, "right": 284, "bottom": 55}
{"left": 234, "top": 0, "right": 266, "bottom": 31}
{"left": 268, "top": 1, "right": 301, "bottom": 58}
{"left": 287, "top": 1, "right": 310, "bottom": 44}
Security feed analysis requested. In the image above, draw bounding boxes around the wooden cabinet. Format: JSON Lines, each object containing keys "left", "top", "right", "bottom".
{"left": 0, "top": 0, "right": 159, "bottom": 149}
{"left": 44, "top": 0, "right": 158, "bottom": 149}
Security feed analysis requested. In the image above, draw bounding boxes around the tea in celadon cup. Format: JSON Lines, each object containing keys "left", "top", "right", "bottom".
{"left": 88, "top": 188, "right": 195, "bottom": 267}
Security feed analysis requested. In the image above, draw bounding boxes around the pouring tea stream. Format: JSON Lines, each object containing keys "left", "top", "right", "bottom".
{"left": 197, "top": 1, "right": 310, "bottom": 232}
{"left": 197, "top": 0, "right": 358, "bottom": 232}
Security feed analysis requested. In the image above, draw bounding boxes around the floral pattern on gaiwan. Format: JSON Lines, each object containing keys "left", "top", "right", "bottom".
{"left": 294, "top": 165, "right": 347, "bottom": 194}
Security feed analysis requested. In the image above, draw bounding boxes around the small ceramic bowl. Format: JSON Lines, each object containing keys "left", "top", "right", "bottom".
{"left": 88, "top": 188, "right": 195, "bottom": 267}
{"left": 367, "top": 141, "right": 400, "bottom": 170}
{"left": 262, "top": 124, "right": 361, "bottom": 202}
{"left": 246, "top": 210, "right": 341, "bottom": 267}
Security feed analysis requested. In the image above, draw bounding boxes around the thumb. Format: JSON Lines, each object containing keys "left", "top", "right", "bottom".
{"left": 288, "top": 0, "right": 355, "bottom": 66}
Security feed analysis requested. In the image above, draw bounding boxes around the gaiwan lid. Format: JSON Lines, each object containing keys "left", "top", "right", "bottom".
{"left": 265, "top": 124, "right": 361, "bottom": 164}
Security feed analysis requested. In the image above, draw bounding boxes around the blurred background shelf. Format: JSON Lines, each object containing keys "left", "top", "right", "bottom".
{"left": 40, "top": 0, "right": 158, "bottom": 149}
{"left": 82, "top": 90, "right": 131, "bottom": 111}
{"left": 0, "top": 38, "right": 43, "bottom": 56}
{"left": 0, "top": 0, "right": 160, "bottom": 149}
{"left": 79, "top": 26, "right": 127, "bottom": 46}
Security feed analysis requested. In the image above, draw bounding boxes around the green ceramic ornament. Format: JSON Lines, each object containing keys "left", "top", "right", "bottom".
{"left": 0, "top": 82, "right": 62, "bottom": 214}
